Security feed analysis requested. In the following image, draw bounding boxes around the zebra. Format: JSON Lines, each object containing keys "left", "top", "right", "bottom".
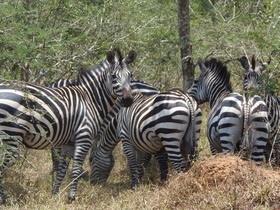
{"left": 0, "top": 48, "right": 136, "bottom": 203}
{"left": 50, "top": 78, "right": 160, "bottom": 176}
{"left": 90, "top": 88, "right": 202, "bottom": 189}
{"left": 240, "top": 55, "right": 280, "bottom": 165}
{"left": 189, "top": 57, "right": 269, "bottom": 163}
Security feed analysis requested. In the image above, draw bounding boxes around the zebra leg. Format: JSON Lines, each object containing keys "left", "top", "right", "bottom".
{"left": 249, "top": 121, "right": 268, "bottom": 163}
{"left": 141, "top": 153, "right": 152, "bottom": 168}
{"left": 154, "top": 152, "right": 168, "bottom": 182}
{"left": 68, "top": 141, "right": 91, "bottom": 202}
{"left": 248, "top": 97, "right": 268, "bottom": 164}
{"left": 0, "top": 138, "right": 20, "bottom": 204}
{"left": 0, "top": 172, "right": 5, "bottom": 204}
{"left": 51, "top": 147, "right": 62, "bottom": 174}
{"left": 122, "top": 141, "right": 140, "bottom": 189}
{"left": 162, "top": 139, "right": 188, "bottom": 173}
{"left": 136, "top": 151, "right": 146, "bottom": 180}
{"left": 275, "top": 143, "right": 280, "bottom": 166}
{"left": 52, "top": 144, "right": 73, "bottom": 196}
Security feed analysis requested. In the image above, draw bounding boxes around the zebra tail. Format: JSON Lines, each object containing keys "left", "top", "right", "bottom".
{"left": 242, "top": 94, "right": 250, "bottom": 159}
{"left": 180, "top": 90, "right": 197, "bottom": 164}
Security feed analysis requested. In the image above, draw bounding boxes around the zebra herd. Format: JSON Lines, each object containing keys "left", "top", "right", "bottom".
{"left": 0, "top": 48, "right": 279, "bottom": 204}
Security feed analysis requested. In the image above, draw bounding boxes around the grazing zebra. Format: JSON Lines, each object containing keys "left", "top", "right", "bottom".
{"left": 0, "top": 48, "right": 136, "bottom": 203}
{"left": 189, "top": 57, "right": 268, "bottom": 163}
{"left": 240, "top": 55, "right": 280, "bottom": 165}
{"left": 90, "top": 88, "right": 202, "bottom": 189}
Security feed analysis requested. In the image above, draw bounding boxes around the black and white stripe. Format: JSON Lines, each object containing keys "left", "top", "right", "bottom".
{"left": 0, "top": 49, "right": 136, "bottom": 203}
{"left": 47, "top": 79, "right": 77, "bottom": 174}
{"left": 189, "top": 57, "right": 268, "bottom": 163}
{"left": 90, "top": 88, "right": 202, "bottom": 188}
{"left": 240, "top": 55, "right": 280, "bottom": 165}
{"left": 50, "top": 78, "right": 160, "bottom": 175}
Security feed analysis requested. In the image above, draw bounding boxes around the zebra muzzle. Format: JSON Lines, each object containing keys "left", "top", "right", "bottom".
{"left": 121, "top": 87, "right": 134, "bottom": 107}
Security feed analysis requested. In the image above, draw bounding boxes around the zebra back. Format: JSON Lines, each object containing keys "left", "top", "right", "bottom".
{"left": 49, "top": 79, "right": 76, "bottom": 88}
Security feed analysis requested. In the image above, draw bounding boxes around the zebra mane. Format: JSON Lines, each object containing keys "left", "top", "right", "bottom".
{"left": 204, "top": 58, "right": 232, "bottom": 92}
{"left": 76, "top": 59, "right": 110, "bottom": 83}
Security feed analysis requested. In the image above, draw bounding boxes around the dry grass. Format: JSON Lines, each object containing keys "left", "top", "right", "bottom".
{"left": 2, "top": 141, "right": 280, "bottom": 210}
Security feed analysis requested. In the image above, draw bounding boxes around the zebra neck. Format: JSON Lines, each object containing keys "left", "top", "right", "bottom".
{"left": 78, "top": 68, "right": 116, "bottom": 120}
{"left": 209, "top": 90, "right": 231, "bottom": 109}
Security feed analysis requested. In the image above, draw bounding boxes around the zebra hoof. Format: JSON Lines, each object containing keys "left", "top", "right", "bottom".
{"left": 130, "top": 184, "right": 138, "bottom": 190}
{"left": 68, "top": 195, "right": 76, "bottom": 203}
{"left": 0, "top": 195, "right": 6, "bottom": 205}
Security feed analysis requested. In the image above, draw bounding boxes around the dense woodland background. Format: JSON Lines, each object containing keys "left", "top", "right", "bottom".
{"left": 1, "top": 0, "right": 280, "bottom": 92}
{"left": 0, "top": 0, "right": 280, "bottom": 209}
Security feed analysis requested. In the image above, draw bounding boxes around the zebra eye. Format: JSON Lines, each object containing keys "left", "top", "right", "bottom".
{"left": 110, "top": 74, "right": 117, "bottom": 79}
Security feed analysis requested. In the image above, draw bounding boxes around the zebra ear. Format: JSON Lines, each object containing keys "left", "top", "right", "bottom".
{"left": 251, "top": 55, "right": 256, "bottom": 71}
{"left": 106, "top": 50, "right": 116, "bottom": 64}
{"left": 114, "top": 48, "right": 122, "bottom": 63}
{"left": 125, "top": 50, "right": 137, "bottom": 64}
{"left": 107, "top": 48, "right": 123, "bottom": 65}
{"left": 197, "top": 58, "right": 206, "bottom": 72}
{"left": 258, "top": 57, "right": 271, "bottom": 72}
{"left": 239, "top": 56, "right": 250, "bottom": 71}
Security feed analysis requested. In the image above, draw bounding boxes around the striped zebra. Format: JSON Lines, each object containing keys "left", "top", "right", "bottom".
{"left": 240, "top": 55, "right": 280, "bottom": 165}
{"left": 50, "top": 78, "right": 159, "bottom": 175}
{"left": 189, "top": 57, "right": 269, "bottom": 163}
{"left": 0, "top": 48, "right": 136, "bottom": 203}
{"left": 90, "top": 88, "right": 202, "bottom": 189}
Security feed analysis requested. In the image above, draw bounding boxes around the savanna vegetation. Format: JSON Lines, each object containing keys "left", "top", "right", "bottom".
{"left": 0, "top": 0, "right": 280, "bottom": 209}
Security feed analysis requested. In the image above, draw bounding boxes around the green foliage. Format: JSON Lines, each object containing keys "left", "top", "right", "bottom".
{"left": 0, "top": 0, "right": 279, "bottom": 90}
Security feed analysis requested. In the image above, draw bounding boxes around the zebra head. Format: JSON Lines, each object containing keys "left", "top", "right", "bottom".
{"left": 239, "top": 55, "right": 271, "bottom": 91}
{"left": 89, "top": 149, "right": 115, "bottom": 185}
{"left": 106, "top": 49, "right": 137, "bottom": 107}
{"left": 189, "top": 57, "right": 232, "bottom": 107}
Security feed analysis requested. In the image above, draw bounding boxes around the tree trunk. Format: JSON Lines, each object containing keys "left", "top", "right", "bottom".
{"left": 177, "top": 0, "right": 194, "bottom": 91}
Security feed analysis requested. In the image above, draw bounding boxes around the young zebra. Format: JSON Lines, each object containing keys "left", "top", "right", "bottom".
{"left": 240, "top": 55, "right": 280, "bottom": 165}
{"left": 189, "top": 57, "right": 269, "bottom": 163}
{"left": 0, "top": 49, "right": 136, "bottom": 203}
{"left": 90, "top": 88, "right": 202, "bottom": 189}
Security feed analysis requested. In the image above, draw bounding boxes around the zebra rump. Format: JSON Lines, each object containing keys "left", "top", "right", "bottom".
{"left": 240, "top": 55, "right": 280, "bottom": 165}
{"left": 189, "top": 57, "right": 269, "bottom": 163}
{"left": 90, "top": 88, "right": 202, "bottom": 189}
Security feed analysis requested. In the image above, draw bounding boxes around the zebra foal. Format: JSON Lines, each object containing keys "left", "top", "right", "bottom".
{"left": 240, "top": 55, "right": 280, "bottom": 165}
{"left": 0, "top": 48, "right": 136, "bottom": 203}
{"left": 189, "top": 57, "right": 269, "bottom": 163}
{"left": 90, "top": 88, "right": 202, "bottom": 189}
